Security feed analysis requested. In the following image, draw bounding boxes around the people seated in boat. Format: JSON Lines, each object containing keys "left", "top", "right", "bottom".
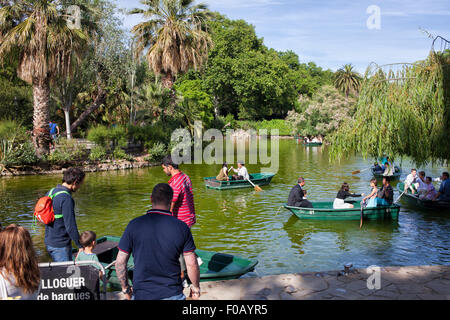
{"left": 287, "top": 177, "right": 313, "bottom": 208}
{"left": 362, "top": 179, "right": 378, "bottom": 208}
{"left": 376, "top": 177, "right": 394, "bottom": 206}
{"left": 383, "top": 157, "right": 394, "bottom": 176}
{"left": 333, "top": 182, "right": 364, "bottom": 209}
{"left": 416, "top": 171, "right": 427, "bottom": 196}
{"left": 216, "top": 163, "right": 230, "bottom": 181}
{"left": 419, "top": 177, "right": 438, "bottom": 201}
{"left": 304, "top": 136, "right": 311, "bottom": 144}
{"left": 230, "top": 160, "right": 249, "bottom": 181}
{"left": 311, "top": 136, "right": 321, "bottom": 143}
{"left": 404, "top": 169, "right": 418, "bottom": 193}
{"left": 373, "top": 162, "right": 383, "bottom": 173}
{"left": 433, "top": 172, "right": 450, "bottom": 202}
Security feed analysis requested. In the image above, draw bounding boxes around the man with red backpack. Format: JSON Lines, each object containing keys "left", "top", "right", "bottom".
{"left": 44, "top": 168, "right": 85, "bottom": 262}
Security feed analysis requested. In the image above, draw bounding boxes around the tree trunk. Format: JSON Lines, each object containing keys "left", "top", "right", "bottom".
{"left": 70, "top": 86, "right": 107, "bottom": 133}
{"left": 32, "top": 79, "right": 51, "bottom": 158}
{"left": 64, "top": 107, "right": 72, "bottom": 140}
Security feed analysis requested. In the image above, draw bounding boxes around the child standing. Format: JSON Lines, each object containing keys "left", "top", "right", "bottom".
{"left": 75, "top": 231, "right": 103, "bottom": 278}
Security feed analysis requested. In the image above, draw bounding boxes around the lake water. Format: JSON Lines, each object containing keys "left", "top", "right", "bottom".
{"left": 0, "top": 140, "right": 448, "bottom": 277}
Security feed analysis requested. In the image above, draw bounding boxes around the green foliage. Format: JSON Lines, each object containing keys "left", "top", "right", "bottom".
{"left": 87, "top": 125, "right": 127, "bottom": 150}
{"left": 112, "top": 147, "right": 132, "bottom": 161}
{"left": 175, "top": 79, "right": 214, "bottom": 130}
{"left": 145, "top": 142, "right": 167, "bottom": 163}
{"left": 0, "top": 120, "right": 37, "bottom": 166}
{"left": 89, "top": 145, "right": 107, "bottom": 161}
{"left": 286, "top": 85, "right": 356, "bottom": 137}
{"left": 47, "top": 138, "right": 88, "bottom": 164}
{"left": 330, "top": 52, "right": 450, "bottom": 166}
{"left": 235, "top": 119, "right": 293, "bottom": 136}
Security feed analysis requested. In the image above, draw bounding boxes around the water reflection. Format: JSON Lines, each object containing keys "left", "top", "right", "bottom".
{"left": 0, "top": 141, "right": 448, "bottom": 274}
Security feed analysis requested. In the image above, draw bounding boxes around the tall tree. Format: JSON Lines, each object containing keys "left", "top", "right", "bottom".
{"left": 0, "top": 0, "right": 92, "bottom": 157}
{"left": 334, "top": 64, "right": 362, "bottom": 98}
{"left": 129, "top": 0, "right": 213, "bottom": 90}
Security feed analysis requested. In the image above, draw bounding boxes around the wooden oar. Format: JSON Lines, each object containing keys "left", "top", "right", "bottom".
{"left": 246, "top": 178, "right": 263, "bottom": 192}
{"left": 353, "top": 167, "right": 372, "bottom": 175}
{"left": 394, "top": 190, "right": 406, "bottom": 203}
{"left": 359, "top": 201, "right": 364, "bottom": 229}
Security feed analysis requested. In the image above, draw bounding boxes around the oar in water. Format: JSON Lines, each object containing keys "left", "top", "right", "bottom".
{"left": 246, "top": 178, "right": 263, "bottom": 192}
{"left": 394, "top": 190, "right": 406, "bottom": 203}
{"left": 359, "top": 201, "right": 364, "bottom": 229}
{"left": 352, "top": 167, "right": 372, "bottom": 175}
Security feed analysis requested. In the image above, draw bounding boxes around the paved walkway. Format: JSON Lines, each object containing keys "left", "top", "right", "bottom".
{"left": 107, "top": 265, "right": 450, "bottom": 300}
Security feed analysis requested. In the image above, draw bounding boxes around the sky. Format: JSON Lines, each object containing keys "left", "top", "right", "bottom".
{"left": 115, "top": 0, "right": 450, "bottom": 73}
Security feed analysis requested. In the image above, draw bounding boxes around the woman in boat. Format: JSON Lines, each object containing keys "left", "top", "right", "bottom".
{"left": 333, "top": 183, "right": 364, "bottom": 209}
{"left": 0, "top": 224, "right": 40, "bottom": 300}
{"left": 216, "top": 163, "right": 230, "bottom": 181}
{"left": 419, "top": 177, "right": 437, "bottom": 201}
{"left": 362, "top": 179, "right": 378, "bottom": 208}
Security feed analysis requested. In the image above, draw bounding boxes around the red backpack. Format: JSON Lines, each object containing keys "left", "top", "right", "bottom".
{"left": 33, "top": 188, "right": 70, "bottom": 225}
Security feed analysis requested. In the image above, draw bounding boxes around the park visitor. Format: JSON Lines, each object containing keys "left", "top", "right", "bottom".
{"left": 404, "top": 169, "right": 418, "bottom": 193}
{"left": 216, "top": 163, "right": 230, "bottom": 181}
{"left": 333, "top": 182, "right": 364, "bottom": 209}
{"left": 420, "top": 177, "right": 438, "bottom": 201}
{"left": 75, "top": 231, "right": 103, "bottom": 278}
{"left": 0, "top": 224, "right": 40, "bottom": 300}
{"left": 115, "top": 183, "right": 200, "bottom": 300}
{"left": 287, "top": 177, "right": 313, "bottom": 208}
{"left": 230, "top": 160, "right": 250, "bottom": 181}
{"left": 433, "top": 172, "right": 450, "bottom": 202}
{"left": 377, "top": 177, "right": 394, "bottom": 206}
{"left": 45, "top": 167, "right": 85, "bottom": 262}
{"left": 362, "top": 179, "right": 379, "bottom": 208}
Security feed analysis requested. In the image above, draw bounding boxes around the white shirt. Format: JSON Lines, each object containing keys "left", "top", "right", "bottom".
{"left": 417, "top": 177, "right": 427, "bottom": 191}
{"left": 405, "top": 173, "right": 417, "bottom": 185}
{"left": 233, "top": 166, "right": 250, "bottom": 180}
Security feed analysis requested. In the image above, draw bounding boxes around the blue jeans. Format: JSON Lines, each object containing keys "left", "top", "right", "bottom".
{"left": 162, "top": 294, "right": 186, "bottom": 300}
{"left": 46, "top": 244, "right": 73, "bottom": 262}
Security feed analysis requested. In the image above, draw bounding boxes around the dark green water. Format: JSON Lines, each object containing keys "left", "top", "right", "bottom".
{"left": 0, "top": 140, "right": 449, "bottom": 276}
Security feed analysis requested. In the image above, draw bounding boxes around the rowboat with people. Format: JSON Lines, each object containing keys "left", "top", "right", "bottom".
{"left": 371, "top": 166, "right": 402, "bottom": 181}
{"left": 396, "top": 182, "right": 450, "bottom": 211}
{"left": 79, "top": 236, "right": 258, "bottom": 290}
{"left": 204, "top": 173, "right": 275, "bottom": 190}
{"left": 284, "top": 201, "right": 400, "bottom": 221}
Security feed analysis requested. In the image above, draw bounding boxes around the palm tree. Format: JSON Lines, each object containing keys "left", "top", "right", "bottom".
{"left": 0, "top": 0, "right": 92, "bottom": 157}
{"left": 129, "top": 0, "right": 213, "bottom": 90}
{"left": 334, "top": 64, "right": 362, "bottom": 98}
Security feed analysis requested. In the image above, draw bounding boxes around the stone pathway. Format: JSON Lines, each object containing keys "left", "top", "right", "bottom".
{"left": 107, "top": 265, "right": 450, "bottom": 300}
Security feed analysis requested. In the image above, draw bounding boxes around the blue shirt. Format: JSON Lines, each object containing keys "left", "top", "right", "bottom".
{"left": 438, "top": 179, "right": 450, "bottom": 201}
{"left": 44, "top": 185, "right": 82, "bottom": 249}
{"left": 118, "top": 209, "right": 196, "bottom": 300}
{"left": 49, "top": 123, "right": 58, "bottom": 135}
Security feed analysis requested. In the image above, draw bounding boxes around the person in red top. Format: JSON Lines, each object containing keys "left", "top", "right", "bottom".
{"left": 161, "top": 155, "right": 197, "bottom": 287}
{"left": 161, "top": 155, "right": 196, "bottom": 228}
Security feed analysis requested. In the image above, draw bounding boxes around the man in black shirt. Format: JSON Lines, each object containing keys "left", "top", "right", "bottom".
{"left": 287, "top": 177, "right": 313, "bottom": 208}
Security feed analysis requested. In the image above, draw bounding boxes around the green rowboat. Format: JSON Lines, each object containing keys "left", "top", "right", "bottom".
{"left": 204, "top": 173, "right": 275, "bottom": 190}
{"left": 284, "top": 201, "right": 400, "bottom": 221}
{"left": 83, "top": 236, "right": 258, "bottom": 290}
{"left": 397, "top": 182, "right": 450, "bottom": 211}
{"left": 371, "top": 166, "right": 402, "bottom": 181}
{"left": 303, "top": 142, "right": 323, "bottom": 147}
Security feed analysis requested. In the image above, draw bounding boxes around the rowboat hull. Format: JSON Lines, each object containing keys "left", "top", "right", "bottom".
{"left": 397, "top": 182, "right": 450, "bottom": 211}
{"left": 87, "top": 236, "right": 258, "bottom": 290}
{"left": 204, "top": 173, "right": 275, "bottom": 190}
{"left": 303, "top": 142, "right": 323, "bottom": 147}
{"left": 371, "top": 167, "right": 402, "bottom": 181}
{"left": 284, "top": 201, "right": 400, "bottom": 221}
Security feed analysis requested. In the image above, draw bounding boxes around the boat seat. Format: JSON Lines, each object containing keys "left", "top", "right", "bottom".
{"left": 93, "top": 241, "right": 118, "bottom": 255}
